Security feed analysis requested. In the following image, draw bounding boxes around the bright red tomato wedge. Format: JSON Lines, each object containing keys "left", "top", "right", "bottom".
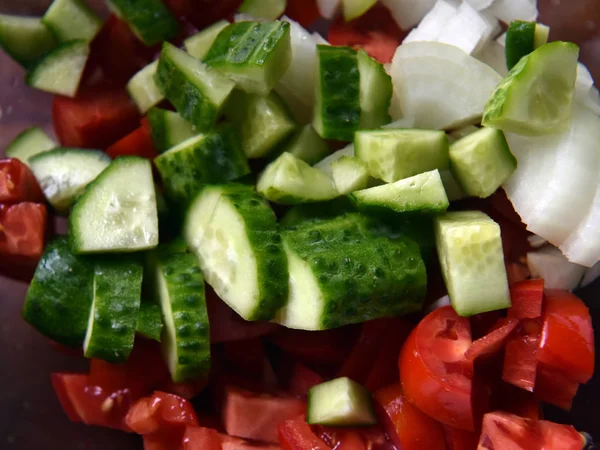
{"left": 465, "top": 317, "right": 519, "bottom": 361}
{"left": 502, "top": 318, "right": 541, "bottom": 392}
{"left": 508, "top": 279, "right": 544, "bottom": 320}
{"left": 183, "top": 426, "right": 222, "bottom": 450}
{"left": 286, "top": 0, "right": 321, "bottom": 27}
{"left": 278, "top": 416, "right": 330, "bottom": 450}
{"left": 126, "top": 391, "right": 198, "bottom": 435}
{"left": 106, "top": 119, "right": 158, "bottom": 160}
{"left": 0, "top": 158, "right": 44, "bottom": 203}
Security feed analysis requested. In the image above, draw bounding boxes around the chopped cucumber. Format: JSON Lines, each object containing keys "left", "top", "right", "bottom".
{"left": 273, "top": 125, "right": 331, "bottom": 165}
{"left": 156, "top": 42, "right": 236, "bottom": 130}
{"left": 343, "top": 0, "right": 377, "bottom": 22}
{"left": 239, "top": 0, "right": 286, "bottom": 20}
{"left": 350, "top": 169, "right": 449, "bottom": 216}
{"left": 147, "top": 107, "right": 197, "bottom": 153}
{"left": 357, "top": 49, "right": 392, "bottom": 129}
{"left": 205, "top": 21, "right": 292, "bottom": 95}
{"left": 25, "top": 40, "right": 89, "bottom": 97}
{"left": 331, "top": 156, "right": 369, "bottom": 195}
{"left": 257, "top": 152, "right": 338, "bottom": 204}
{"left": 505, "top": 21, "right": 549, "bottom": 70}
{"left": 83, "top": 258, "right": 143, "bottom": 363}
{"left": 184, "top": 184, "right": 288, "bottom": 321}
{"left": 307, "top": 377, "right": 377, "bottom": 426}
{"left": 223, "top": 90, "right": 296, "bottom": 158}
{"left": 69, "top": 157, "right": 159, "bottom": 253}
{"left": 435, "top": 211, "right": 511, "bottom": 317}
{"left": 354, "top": 129, "right": 450, "bottom": 183}
{"left": 107, "top": 0, "right": 179, "bottom": 46}
{"left": 127, "top": 61, "right": 164, "bottom": 114}
{"left": 42, "top": 0, "right": 102, "bottom": 43}
{"left": 483, "top": 42, "right": 579, "bottom": 136}
{"left": 22, "top": 237, "right": 94, "bottom": 347}
{"left": 314, "top": 145, "right": 355, "bottom": 176}
{"left": 136, "top": 301, "right": 163, "bottom": 341}
{"left": 5, "top": 127, "right": 56, "bottom": 166}
{"left": 155, "top": 125, "right": 250, "bottom": 207}
{"left": 439, "top": 169, "right": 466, "bottom": 202}
{"left": 185, "top": 20, "right": 229, "bottom": 61}
{"left": 449, "top": 127, "right": 516, "bottom": 198}
{"left": 0, "top": 14, "right": 57, "bottom": 68}
{"left": 30, "top": 148, "right": 111, "bottom": 214}
{"left": 448, "top": 125, "right": 479, "bottom": 143}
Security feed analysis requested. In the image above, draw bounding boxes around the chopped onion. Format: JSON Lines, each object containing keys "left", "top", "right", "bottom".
{"left": 381, "top": 0, "right": 437, "bottom": 30}
{"left": 527, "top": 246, "right": 585, "bottom": 291}
{"left": 403, "top": 0, "right": 459, "bottom": 45}
{"left": 317, "top": 0, "right": 341, "bottom": 19}
{"left": 475, "top": 39, "right": 508, "bottom": 76}
{"left": 389, "top": 41, "right": 502, "bottom": 129}
{"left": 425, "top": 295, "right": 451, "bottom": 314}
{"left": 580, "top": 261, "right": 600, "bottom": 288}
{"left": 486, "top": 0, "right": 538, "bottom": 24}
{"left": 314, "top": 145, "right": 354, "bottom": 176}
{"left": 527, "top": 234, "right": 547, "bottom": 249}
{"left": 465, "top": 0, "right": 495, "bottom": 10}
{"left": 575, "top": 63, "right": 600, "bottom": 115}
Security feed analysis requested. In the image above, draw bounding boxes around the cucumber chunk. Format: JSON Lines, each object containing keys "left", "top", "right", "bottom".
{"left": 343, "top": 0, "right": 377, "bottom": 22}
{"left": 449, "top": 127, "right": 516, "bottom": 198}
{"left": 350, "top": 169, "right": 449, "bottom": 215}
{"left": 239, "top": 0, "right": 286, "bottom": 20}
{"left": 357, "top": 49, "right": 392, "bottom": 129}
{"left": 83, "top": 258, "right": 143, "bottom": 363}
{"left": 0, "top": 14, "right": 57, "bottom": 68}
{"left": 354, "top": 129, "right": 450, "bottom": 183}
{"left": 107, "top": 0, "right": 179, "bottom": 46}
{"left": 155, "top": 125, "right": 250, "bottom": 207}
{"left": 5, "top": 127, "right": 56, "bottom": 166}
{"left": 273, "top": 125, "right": 331, "bottom": 165}
{"left": 505, "top": 21, "right": 549, "bottom": 70}
{"left": 147, "top": 107, "right": 197, "bottom": 153}
{"left": 136, "top": 301, "right": 163, "bottom": 341}
{"left": 257, "top": 152, "right": 338, "bottom": 204}
{"left": 42, "top": 0, "right": 102, "bottom": 43}
{"left": 185, "top": 20, "right": 229, "bottom": 61}
{"left": 25, "top": 40, "right": 89, "bottom": 97}
{"left": 127, "top": 61, "right": 164, "bottom": 114}
{"left": 314, "top": 145, "right": 355, "bottom": 176}
{"left": 307, "top": 377, "right": 377, "bottom": 426}
{"left": 184, "top": 184, "right": 288, "bottom": 321}
{"left": 156, "top": 42, "right": 236, "bottom": 130}
{"left": 435, "top": 211, "right": 511, "bottom": 317}
{"left": 483, "top": 42, "right": 579, "bottom": 136}
{"left": 22, "top": 237, "right": 94, "bottom": 347}
{"left": 204, "top": 21, "right": 292, "bottom": 95}
{"left": 331, "top": 156, "right": 369, "bottom": 195}
{"left": 223, "top": 90, "right": 296, "bottom": 158}
{"left": 30, "top": 148, "right": 110, "bottom": 214}
{"left": 69, "top": 157, "right": 159, "bottom": 253}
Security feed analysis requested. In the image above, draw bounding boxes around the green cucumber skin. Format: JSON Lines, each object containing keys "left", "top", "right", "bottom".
{"left": 84, "top": 258, "right": 143, "bottom": 363}
{"left": 108, "top": 0, "right": 179, "bottom": 46}
{"left": 357, "top": 50, "right": 392, "bottom": 129}
{"left": 0, "top": 15, "right": 57, "bottom": 68}
{"left": 313, "top": 45, "right": 361, "bottom": 142}
{"left": 280, "top": 197, "right": 357, "bottom": 227}
{"left": 22, "top": 237, "right": 94, "bottom": 348}
{"left": 147, "top": 107, "right": 196, "bottom": 153}
{"left": 42, "top": 0, "right": 102, "bottom": 43}
{"left": 136, "top": 301, "right": 163, "bottom": 341}
{"left": 184, "top": 20, "right": 229, "bottom": 61}
{"left": 506, "top": 21, "right": 536, "bottom": 70}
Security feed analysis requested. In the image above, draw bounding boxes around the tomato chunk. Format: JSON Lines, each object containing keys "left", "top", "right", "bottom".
{"left": 106, "top": 119, "right": 158, "bottom": 160}
{"left": 126, "top": 392, "right": 198, "bottom": 435}
{"left": 286, "top": 0, "right": 321, "bottom": 27}
{"left": 534, "top": 364, "right": 579, "bottom": 411}
{"left": 143, "top": 430, "right": 185, "bottom": 450}
{"left": 221, "top": 434, "right": 282, "bottom": 450}
{"left": 0, "top": 158, "right": 44, "bottom": 203}
{"left": 183, "top": 426, "right": 222, "bottom": 450}
{"left": 508, "top": 279, "right": 544, "bottom": 320}
{"left": 288, "top": 364, "right": 324, "bottom": 397}
{"left": 464, "top": 317, "right": 519, "bottom": 361}
{"left": 502, "top": 319, "right": 541, "bottom": 392}
{"left": 278, "top": 417, "right": 330, "bottom": 450}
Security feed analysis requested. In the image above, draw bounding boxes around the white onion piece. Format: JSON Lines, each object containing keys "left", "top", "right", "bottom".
{"left": 389, "top": 41, "right": 502, "bottom": 129}
{"left": 581, "top": 261, "right": 600, "bottom": 287}
{"left": 317, "top": 0, "right": 341, "bottom": 19}
{"left": 486, "top": 0, "right": 538, "bottom": 24}
{"left": 314, "top": 145, "right": 354, "bottom": 176}
{"left": 425, "top": 295, "right": 451, "bottom": 314}
{"left": 403, "top": 0, "right": 459, "bottom": 45}
{"left": 465, "top": 0, "right": 495, "bottom": 10}
{"left": 436, "top": 2, "right": 499, "bottom": 54}
{"left": 382, "top": 116, "right": 416, "bottom": 129}
{"left": 575, "top": 63, "right": 600, "bottom": 115}
{"left": 527, "top": 246, "right": 585, "bottom": 291}
{"left": 312, "top": 32, "right": 329, "bottom": 46}
{"left": 381, "top": 0, "right": 437, "bottom": 30}
{"left": 527, "top": 234, "right": 547, "bottom": 249}
{"left": 475, "top": 39, "right": 508, "bottom": 76}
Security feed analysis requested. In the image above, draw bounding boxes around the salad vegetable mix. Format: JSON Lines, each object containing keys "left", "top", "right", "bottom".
{"left": 0, "top": 0, "right": 598, "bottom": 449}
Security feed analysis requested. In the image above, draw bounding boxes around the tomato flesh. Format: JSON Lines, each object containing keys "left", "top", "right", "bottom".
{"left": 126, "top": 391, "right": 198, "bottom": 435}
{"left": 183, "top": 426, "right": 222, "bottom": 450}
{"left": 286, "top": 0, "right": 321, "bottom": 27}
{"left": 288, "top": 363, "right": 324, "bottom": 397}
{"left": 465, "top": 317, "right": 519, "bottom": 361}
{"left": 534, "top": 363, "right": 580, "bottom": 411}
{"left": 106, "top": 119, "right": 158, "bottom": 160}
{"left": 278, "top": 416, "right": 330, "bottom": 450}
{"left": 502, "top": 319, "right": 541, "bottom": 392}
{"left": 0, "top": 158, "right": 44, "bottom": 203}
{"left": 508, "top": 279, "right": 544, "bottom": 320}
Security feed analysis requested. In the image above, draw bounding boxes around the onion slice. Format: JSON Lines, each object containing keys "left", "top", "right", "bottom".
{"left": 486, "top": 0, "right": 538, "bottom": 24}
{"left": 527, "top": 246, "right": 585, "bottom": 291}
{"left": 380, "top": 0, "right": 437, "bottom": 30}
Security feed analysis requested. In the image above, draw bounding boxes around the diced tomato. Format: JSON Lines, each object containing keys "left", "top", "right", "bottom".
{"left": 288, "top": 364, "right": 324, "bottom": 397}
{"left": 126, "top": 391, "right": 198, "bottom": 435}
{"left": 0, "top": 158, "right": 44, "bottom": 203}
{"left": 537, "top": 290, "right": 594, "bottom": 384}
{"left": 538, "top": 420, "right": 584, "bottom": 450}
{"left": 337, "top": 431, "right": 367, "bottom": 450}
{"left": 221, "top": 434, "right": 283, "bottom": 450}
{"left": 534, "top": 364, "right": 579, "bottom": 411}
{"left": 286, "top": 0, "right": 321, "bottom": 27}
{"left": 278, "top": 417, "right": 330, "bottom": 450}
{"left": 52, "top": 84, "right": 140, "bottom": 149}
{"left": 399, "top": 306, "right": 475, "bottom": 431}
{"left": 183, "top": 426, "right": 222, "bottom": 450}
{"left": 508, "top": 279, "right": 544, "bottom": 320}
{"left": 442, "top": 426, "right": 479, "bottom": 450}
{"left": 465, "top": 317, "right": 519, "bottom": 361}
{"left": 143, "top": 430, "right": 185, "bottom": 450}
{"left": 106, "top": 119, "right": 159, "bottom": 159}
{"left": 373, "top": 384, "right": 446, "bottom": 450}
{"left": 502, "top": 319, "right": 541, "bottom": 392}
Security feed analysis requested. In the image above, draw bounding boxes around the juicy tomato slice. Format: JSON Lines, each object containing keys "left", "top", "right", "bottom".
{"left": 442, "top": 426, "right": 479, "bottom": 450}
{"left": 126, "top": 391, "right": 199, "bottom": 435}
{"left": 537, "top": 290, "right": 595, "bottom": 384}
{"left": 534, "top": 363, "right": 580, "bottom": 411}
{"left": 106, "top": 119, "right": 159, "bottom": 160}
{"left": 399, "top": 306, "right": 475, "bottom": 431}
{"left": 0, "top": 202, "right": 47, "bottom": 256}
{"left": 278, "top": 416, "right": 330, "bottom": 450}
{"left": 464, "top": 317, "right": 519, "bottom": 361}
{"left": 288, "top": 363, "right": 324, "bottom": 397}
{"left": 0, "top": 158, "right": 44, "bottom": 203}
{"left": 508, "top": 279, "right": 544, "bottom": 320}
{"left": 502, "top": 319, "right": 541, "bottom": 392}
{"left": 373, "top": 384, "right": 446, "bottom": 450}
{"left": 286, "top": 0, "right": 321, "bottom": 27}
{"left": 182, "top": 426, "right": 222, "bottom": 450}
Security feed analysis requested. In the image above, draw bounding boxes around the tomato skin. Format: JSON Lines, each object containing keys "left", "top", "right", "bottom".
{"left": 508, "top": 279, "right": 544, "bottom": 320}
{"left": 106, "top": 119, "right": 158, "bottom": 160}
{"left": 0, "top": 158, "right": 44, "bottom": 203}
{"left": 464, "top": 317, "right": 519, "bottom": 361}
{"left": 502, "top": 319, "right": 541, "bottom": 392}
{"left": 278, "top": 417, "right": 330, "bottom": 450}
{"left": 286, "top": 0, "right": 321, "bottom": 27}
{"left": 534, "top": 364, "right": 579, "bottom": 411}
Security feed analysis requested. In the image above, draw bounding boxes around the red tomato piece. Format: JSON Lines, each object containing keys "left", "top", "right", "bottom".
{"left": 538, "top": 420, "right": 584, "bottom": 450}
{"left": 106, "top": 119, "right": 159, "bottom": 159}
{"left": 286, "top": 0, "right": 321, "bottom": 27}
{"left": 337, "top": 431, "right": 367, "bottom": 450}
{"left": 126, "top": 392, "right": 198, "bottom": 435}
{"left": 221, "top": 434, "right": 282, "bottom": 450}
{"left": 465, "top": 317, "right": 519, "bottom": 361}
{"left": 373, "top": 384, "right": 446, "bottom": 450}
{"left": 288, "top": 364, "right": 324, "bottom": 397}
{"left": 183, "top": 426, "right": 222, "bottom": 450}
{"left": 399, "top": 306, "right": 475, "bottom": 431}
{"left": 442, "top": 426, "right": 479, "bottom": 450}
{"left": 508, "top": 279, "right": 544, "bottom": 320}
{"left": 0, "top": 158, "right": 44, "bottom": 203}
{"left": 537, "top": 290, "right": 595, "bottom": 384}
{"left": 534, "top": 364, "right": 579, "bottom": 411}
{"left": 143, "top": 430, "right": 185, "bottom": 450}
{"left": 278, "top": 417, "right": 330, "bottom": 450}
{"left": 502, "top": 319, "right": 541, "bottom": 392}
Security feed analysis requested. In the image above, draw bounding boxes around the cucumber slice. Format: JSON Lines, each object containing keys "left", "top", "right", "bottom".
{"left": 357, "top": 49, "right": 392, "bottom": 129}
{"left": 184, "top": 184, "right": 288, "bottom": 321}
{"left": 25, "top": 40, "right": 89, "bottom": 97}
{"left": 257, "top": 152, "right": 338, "bottom": 204}
{"left": 5, "top": 127, "right": 56, "bottom": 166}
{"left": 29, "top": 148, "right": 111, "bottom": 214}
{"left": 69, "top": 156, "right": 159, "bottom": 253}
{"left": 434, "top": 211, "right": 511, "bottom": 316}
{"left": 83, "top": 258, "right": 143, "bottom": 363}
{"left": 343, "top": 0, "right": 377, "bottom": 22}
{"left": 107, "top": 0, "right": 179, "bottom": 46}
{"left": 185, "top": 20, "right": 229, "bottom": 61}
{"left": 223, "top": 90, "right": 296, "bottom": 158}
{"left": 147, "top": 107, "right": 197, "bottom": 153}
{"left": 22, "top": 237, "right": 94, "bottom": 347}
{"left": 136, "top": 301, "right": 163, "bottom": 341}
{"left": 449, "top": 127, "right": 516, "bottom": 198}
{"left": 505, "top": 21, "right": 549, "bottom": 70}
{"left": 277, "top": 213, "right": 426, "bottom": 330}
{"left": 127, "top": 61, "right": 164, "bottom": 114}
{"left": 350, "top": 169, "right": 449, "bottom": 215}
{"left": 307, "top": 377, "right": 377, "bottom": 426}
{"left": 273, "top": 125, "right": 331, "bottom": 165}
{"left": 0, "top": 14, "right": 57, "bottom": 68}
{"left": 205, "top": 21, "right": 292, "bottom": 95}
{"left": 239, "top": 0, "right": 286, "bottom": 20}
{"left": 155, "top": 125, "right": 250, "bottom": 207}
{"left": 42, "top": 0, "right": 102, "bottom": 43}
{"left": 331, "top": 156, "right": 369, "bottom": 195}
{"left": 314, "top": 145, "right": 355, "bottom": 176}
{"left": 280, "top": 197, "right": 356, "bottom": 227}
{"left": 156, "top": 42, "right": 236, "bottom": 131}
{"left": 354, "top": 129, "right": 450, "bottom": 183}
{"left": 153, "top": 250, "right": 211, "bottom": 382}
{"left": 483, "top": 42, "right": 579, "bottom": 136}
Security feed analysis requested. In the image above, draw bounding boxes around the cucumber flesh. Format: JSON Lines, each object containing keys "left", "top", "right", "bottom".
{"left": 185, "top": 20, "right": 229, "bottom": 61}
{"left": 69, "top": 156, "right": 159, "bottom": 253}
{"left": 435, "top": 211, "right": 511, "bottom": 317}
{"left": 357, "top": 49, "right": 392, "bottom": 129}
{"left": 343, "top": 0, "right": 377, "bottom": 22}
{"left": 30, "top": 148, "right": 111, "bottom": 214}
{"left": 127, "top": 60, "right": 164, "bottom": 114}
{"left": 107, "top": 0, "right": 179, "bottom": 46}
{"left": 273, "top": 125, "right": 331, "bottom": 165}
{"left": 449, "top": 127, "right": 516, "bottom": 198}
{"left": 42, "top": 0, "right": 102, "bottom": 43}
{"left": 257, "top": 152, "right": 339, "bottom": 204}
{"left": 307, "top": 377, "right": 377, "bottom": 426}
{"left": 331, "top": 156, "right": 369, "bottom": 195}
{"left": 0, "top": 14, "right": 57, "bottom": 68}
{"left": 5, "top": 127, "right": 56, "bottom": 166}
{"left": 147, "top": 107, "right": 197, "bottom": 153}
{"left": 239, "top": 0, "right": 286, "bottom": 20}
{"left": 136, "top": 301, "right": 163, "bottom": 341}
{"left": 314, "top": 145, "right": 355, "bottom": 176}
{"left": 505, "top": 21, "right": 549, "bottom": 70}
